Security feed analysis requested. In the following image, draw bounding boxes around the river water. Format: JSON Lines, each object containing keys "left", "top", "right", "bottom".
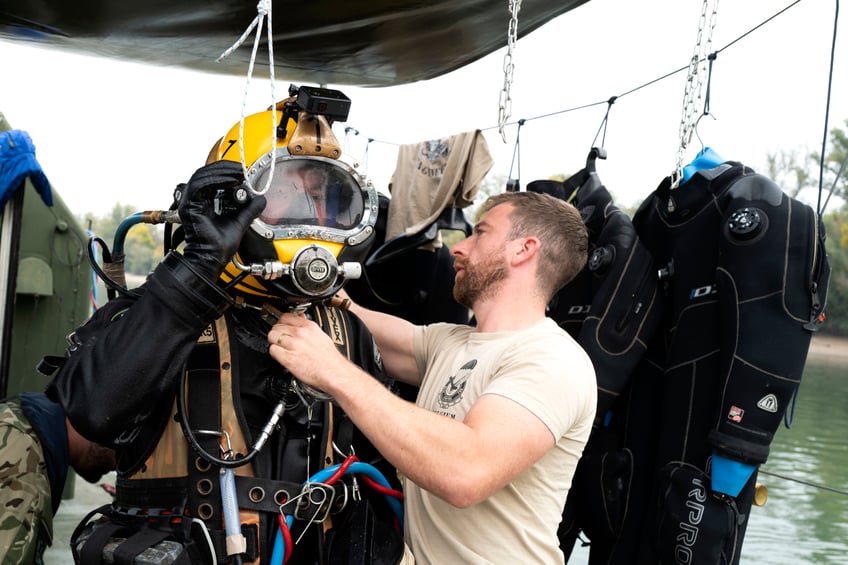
{"left": 45, "top": 361, "right": 848, "bottom": 564}
{"left": 737, "top": 361, "right": 848, "bottom": 564}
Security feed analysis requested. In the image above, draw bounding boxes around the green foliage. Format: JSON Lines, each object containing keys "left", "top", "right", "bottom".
{"left": 821, "top": 210, "right": 848, "bottom": 336}
{"left": 440, "top": 229, "right": 466, "bottom": 248}
{"left": 465, "top": 173, "right": 509, "bottom": 221}
{"left": 124, "top": 225, "right": 162, "bottom": 275}
{"left": 68, "top": 120, "right": 848, "bottom": 333}
{"left": 78, "top": 202, "right": 164, "bottom": 277}
{"left": 806, "top": 118, "right": 848, "bottom": 209}
{"left": 763, "top": 119, "right": 848, "bottom": 336}
{"left": 764, "top": 147, "right": 814, "bottom": 200}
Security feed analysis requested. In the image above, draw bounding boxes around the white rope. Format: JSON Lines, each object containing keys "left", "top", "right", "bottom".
{"left": 217, "top": 0, "right": 277, "bottom": 196}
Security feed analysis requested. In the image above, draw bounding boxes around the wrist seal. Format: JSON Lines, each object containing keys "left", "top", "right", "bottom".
{"left": 148, "top": 252, "right": 234, "bottom": 325}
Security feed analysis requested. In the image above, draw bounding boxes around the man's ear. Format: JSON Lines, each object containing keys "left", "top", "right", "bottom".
{"left": 512, "top": 236, "right": 540, "bottom": 265}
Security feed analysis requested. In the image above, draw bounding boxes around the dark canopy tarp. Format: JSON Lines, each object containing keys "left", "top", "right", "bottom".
{"left": 0, "top": 0, "right": 590, "bottom": 87}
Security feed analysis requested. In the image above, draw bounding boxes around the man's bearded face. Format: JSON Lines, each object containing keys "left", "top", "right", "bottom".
{"left": 453, "top": 248, "right": 508, "bottom": 308}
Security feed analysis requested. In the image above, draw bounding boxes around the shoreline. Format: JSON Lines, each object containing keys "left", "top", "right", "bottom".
{"left": 806, "top": 333, "right": 848, "bottom": 367}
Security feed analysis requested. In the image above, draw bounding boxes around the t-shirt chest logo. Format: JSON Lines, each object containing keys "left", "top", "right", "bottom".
{"left": 417, "top": 139, "right": 449, "bottom": 178}
{"left": 438, "top": 359, "right": 477, "bottom": 408}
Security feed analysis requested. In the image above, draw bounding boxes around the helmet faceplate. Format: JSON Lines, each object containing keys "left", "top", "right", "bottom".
{"left": 214, "top": 106, "right": 378, "bottom": 301}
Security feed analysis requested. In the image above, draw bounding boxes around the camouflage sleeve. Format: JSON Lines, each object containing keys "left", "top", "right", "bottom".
{"left": 0, "top": 403, "right": 53, "bottom": 564}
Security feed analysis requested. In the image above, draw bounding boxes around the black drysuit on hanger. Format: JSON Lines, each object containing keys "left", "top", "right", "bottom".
{"left": 586, "top": 161, "right": 829, "bottom": 564}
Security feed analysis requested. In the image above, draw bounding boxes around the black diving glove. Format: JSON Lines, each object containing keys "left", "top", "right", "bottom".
{"left": 178, "top": 160, "right": 266, "bottom": 281}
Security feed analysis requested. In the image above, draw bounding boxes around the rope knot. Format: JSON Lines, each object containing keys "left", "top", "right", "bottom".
{"left": 256, "top": 0, "right": 271, "bottom": 16}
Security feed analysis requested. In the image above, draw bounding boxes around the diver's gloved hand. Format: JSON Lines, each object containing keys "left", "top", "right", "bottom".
{"left": 178, "top": 160, "right": 266, "bottom": 281}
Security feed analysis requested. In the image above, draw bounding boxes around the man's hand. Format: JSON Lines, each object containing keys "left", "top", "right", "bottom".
{"left": 178, "top": 160, "right": 266, "bottom": 280}
{"left": 267, "top": 312, "right": 351, "bottom": 395}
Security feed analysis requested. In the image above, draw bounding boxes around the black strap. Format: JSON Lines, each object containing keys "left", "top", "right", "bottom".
{"left": 113, "top": 528, "right": 173, "bottom": 565}
{"left": 72, "top": 504, "right": 125, "bottom": 564}
{"left": 234, "top": 475, "right": 303, "bottom": 513}
{"left": 114, "top": 476, "right": 189, "bottom": 512}
{"left": 36, "top": 354, "right": 66, "bottom": 376}
{"left": 186, "top": 366, "right": 222, "bottom": 522}
{"left": 242, "top": 523, "right": 259, "bottom": 563}
{"left": 205, "top": 524, "right": 258, "bottom": 565}
{"left": 79, "top": 522, "right": 127, "bottom": 564}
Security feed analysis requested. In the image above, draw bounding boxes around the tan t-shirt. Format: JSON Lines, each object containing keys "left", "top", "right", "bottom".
{"left": 405, "top": 318, "right": 597, "bottom": 564}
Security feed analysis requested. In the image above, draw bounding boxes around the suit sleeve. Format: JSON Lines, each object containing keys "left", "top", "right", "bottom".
{"left": 46, "top": 251, "right": 231, "bottom": 450}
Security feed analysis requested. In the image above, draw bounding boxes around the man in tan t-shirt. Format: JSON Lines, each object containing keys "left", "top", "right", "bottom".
{"left": 268, "top": 191, "right": 597, "bottom": 564}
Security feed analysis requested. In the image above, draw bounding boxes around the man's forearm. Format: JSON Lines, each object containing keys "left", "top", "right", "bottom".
{"left": 267, "top": 311, "right": 555, "bottom": 508}
{"left": 344, "top": 298, "right": 421, "bottom": 385}
{"left": 327, "top": 362, "right": 499, "bottom": 507}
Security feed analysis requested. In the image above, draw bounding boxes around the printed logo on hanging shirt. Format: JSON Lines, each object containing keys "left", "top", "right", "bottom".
{"left": 436, "top": 359, "right": 476, "bottom": 412}
{"left": 727, "top": 405, "right": 744, "bottom": 423}
{"left": 417, "top": 139, "right": 450, "bottom": 178}
{"left": 756, "top": 394, "right": 778, "bottom": 413}
{"left": 197, "top": 324, "right": 216, "bottom": 344}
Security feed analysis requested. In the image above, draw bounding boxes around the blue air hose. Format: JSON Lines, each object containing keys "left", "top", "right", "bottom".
{"left": 270, "top": 461, "right": 403, "bottom": 565}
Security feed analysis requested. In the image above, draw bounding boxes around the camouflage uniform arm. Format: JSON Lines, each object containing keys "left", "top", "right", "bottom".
{"left": 0, "top": 402, "right": 53, "bottom": 564}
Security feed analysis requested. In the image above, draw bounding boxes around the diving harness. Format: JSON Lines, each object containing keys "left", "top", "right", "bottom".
{"left": 75, "top": 225, "right": 403, "bottom": 565}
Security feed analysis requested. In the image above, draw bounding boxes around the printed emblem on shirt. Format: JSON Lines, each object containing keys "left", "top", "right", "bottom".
{"left": 437, "top": 359, "right": 476, "bottom": 409}
{"left": 416, "top": 139, "right": 449, "bottom": 179}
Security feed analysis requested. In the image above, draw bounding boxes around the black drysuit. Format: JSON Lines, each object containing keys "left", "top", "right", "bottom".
{"left": 46, "top": 252, "right": 404, "bottom": 565}
{"left": 594, "top": 162, "right": 828, "bottom": 564}
{"left": 542, "top": 161, "right": 828, "bottom": 564}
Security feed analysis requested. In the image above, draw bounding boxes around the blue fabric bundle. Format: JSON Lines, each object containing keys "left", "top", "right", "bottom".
{"left": 0, "top": 129, "right": 52, "bottom": 210}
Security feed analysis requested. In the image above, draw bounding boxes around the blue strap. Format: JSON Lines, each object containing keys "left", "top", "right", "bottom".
{"left": 0, "top": 129, "right": 52, "bottom": 210}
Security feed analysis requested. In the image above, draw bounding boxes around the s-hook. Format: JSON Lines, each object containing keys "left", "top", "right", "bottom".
{"left": 506, "top": 119, "right": 525, "bottom": 192}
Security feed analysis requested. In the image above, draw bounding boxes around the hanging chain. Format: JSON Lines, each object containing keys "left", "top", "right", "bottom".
{"left": 673, "top": 0, "right": 719, "bottom": 187}
{"left": 498, "top": 0, "right": 522, "bottom": 143}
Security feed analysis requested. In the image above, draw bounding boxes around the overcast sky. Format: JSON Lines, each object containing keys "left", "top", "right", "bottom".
{"left": 1, "top": 0, "right": 845, "bottom": 217}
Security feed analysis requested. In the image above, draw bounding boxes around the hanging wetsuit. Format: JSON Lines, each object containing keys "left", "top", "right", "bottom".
{"left": 526, "top": 164, "right": 664, "bottom": 561}
{"left": 592, "top": 161, "right": 829, "bottom": 565}
{"left": 345, "top": 193, "right": 471, "bottom": 327}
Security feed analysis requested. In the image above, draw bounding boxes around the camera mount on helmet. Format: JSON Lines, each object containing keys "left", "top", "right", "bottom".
{"left": 275, "top": 84, "right": 351, "bottom": 149}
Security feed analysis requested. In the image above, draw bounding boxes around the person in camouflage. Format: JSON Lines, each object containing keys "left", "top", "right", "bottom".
{"left": 0, "top": 392, "right": 115, "bottom": 564}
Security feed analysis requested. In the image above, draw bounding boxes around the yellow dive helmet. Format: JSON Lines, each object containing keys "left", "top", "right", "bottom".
{"left": 212, "top": 85, "right": 378, "bottom": 302}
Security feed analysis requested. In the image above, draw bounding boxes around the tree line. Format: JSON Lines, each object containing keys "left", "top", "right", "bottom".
{"left": 78, "top": 118, "right": 848, "bottom": 335}
{"left": 79, "top": 203, "right": 165, "bottom": 282}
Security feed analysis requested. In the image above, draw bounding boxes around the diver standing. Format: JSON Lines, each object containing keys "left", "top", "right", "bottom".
{"left": 46, "top": 87, "right": 406, "bottom": 564}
